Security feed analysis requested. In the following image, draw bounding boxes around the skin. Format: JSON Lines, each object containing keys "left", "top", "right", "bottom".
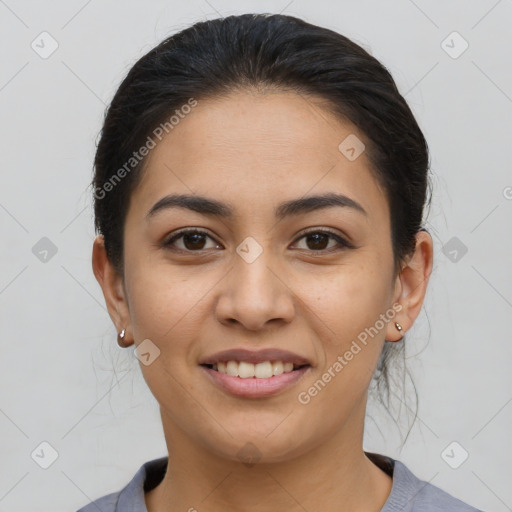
{"left": 92, "top": 89, "right": 433, "bottom": 512}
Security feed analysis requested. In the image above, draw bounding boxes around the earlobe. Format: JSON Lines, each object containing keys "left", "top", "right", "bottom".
{"left": 92, "top": 235, "right": 133, "bottom": 346}
{"left": 385, "top": 320, "right": 405, "bottom": 343}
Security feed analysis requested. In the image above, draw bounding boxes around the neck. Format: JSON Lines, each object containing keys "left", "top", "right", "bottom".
{"left": 145, "top": 401, "right": 392, "bottom": 512}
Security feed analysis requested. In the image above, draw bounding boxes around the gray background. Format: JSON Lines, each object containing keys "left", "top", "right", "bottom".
{"left": 1, "top": 0, "right": 511, "bottom": 510}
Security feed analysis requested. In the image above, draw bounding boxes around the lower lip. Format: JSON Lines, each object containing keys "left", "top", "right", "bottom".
{"left": 200, "top": 365, "right": 311, "bottom": 398}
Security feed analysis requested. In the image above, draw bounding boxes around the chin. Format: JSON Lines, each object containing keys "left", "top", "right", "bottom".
{"left": 203, "top": 423, "right": 314, "bottom": 465}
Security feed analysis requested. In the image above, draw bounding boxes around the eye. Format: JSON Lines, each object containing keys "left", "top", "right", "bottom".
{"left": 163, "top": 229, "right": 221, "bottom": 252}
{"left": 292, "top": 229, "right": 353, "bottom": 252}
{"left": 162, "top": 228, "right": 353, "bottom": 254}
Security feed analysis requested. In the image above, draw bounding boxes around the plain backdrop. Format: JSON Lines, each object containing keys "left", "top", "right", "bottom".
{"left": 0, "top": 1, "right": 511, "bottom": 511}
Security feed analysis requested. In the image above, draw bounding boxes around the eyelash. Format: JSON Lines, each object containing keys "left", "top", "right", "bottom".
{"left": 162, "top": 228, "right": 354, "bottom": 254}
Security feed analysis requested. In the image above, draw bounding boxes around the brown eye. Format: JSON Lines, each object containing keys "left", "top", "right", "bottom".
{"left": 293, "top": 230, "right": 352, "bottom": 252}
{"left": 304, "top": 232, "right": 330, "bottom": 250}
{"left": 163, "top": 229, "right": 220, "bottom": 252}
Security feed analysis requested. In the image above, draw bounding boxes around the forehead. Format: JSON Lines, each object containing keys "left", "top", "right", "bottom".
{"left": 131, "top": 90, "right": 389, "bottom": 224}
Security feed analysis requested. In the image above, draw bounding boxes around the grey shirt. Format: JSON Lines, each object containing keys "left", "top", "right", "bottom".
{"left": 76, "top": 452, "right": 483, "bottom": 511}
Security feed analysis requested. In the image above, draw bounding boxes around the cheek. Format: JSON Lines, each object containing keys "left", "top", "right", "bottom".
{"left": 124, "top": 248, "right": 206, "bottom": 340}
{"left": 298, "top": 262, "right": 390, "bottom": 398}
{"left": 300, "top": 262, "right": 388, "bottom": 341}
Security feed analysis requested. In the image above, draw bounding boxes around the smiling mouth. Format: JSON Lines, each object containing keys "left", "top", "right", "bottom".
{"left": 201, "top": 361, "right": 310, "bottom": 379}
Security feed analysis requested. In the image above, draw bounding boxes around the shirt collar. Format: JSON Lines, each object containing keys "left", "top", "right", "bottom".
{"left": 114, "top": 452, "right": 427, "bottom": 512}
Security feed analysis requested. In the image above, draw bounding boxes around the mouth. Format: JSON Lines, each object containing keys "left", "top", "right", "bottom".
{"left": 199, "top": 358, "right": 312, "bottom": 398}
{"left": 198, "top": 348, "right": 312, "bottom": 397}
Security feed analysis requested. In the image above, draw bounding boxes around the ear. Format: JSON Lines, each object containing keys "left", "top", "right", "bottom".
{"left": 386, "top": 230, "right": 434, "bottom": 342}
{"left": 92, "top": 234, "right": 133, "bottom": 346}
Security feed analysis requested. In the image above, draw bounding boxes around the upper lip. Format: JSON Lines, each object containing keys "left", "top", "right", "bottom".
{"left": 199, "top": 348, "right": 311, "bottom": 366}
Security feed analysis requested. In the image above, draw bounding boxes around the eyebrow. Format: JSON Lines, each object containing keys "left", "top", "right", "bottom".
{"left": 145, "top": 192, "right": 367, "bottom": 221}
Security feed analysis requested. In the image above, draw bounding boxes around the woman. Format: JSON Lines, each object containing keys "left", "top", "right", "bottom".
{"left": 78, "top": 13, "right": 482, "bottom": 512}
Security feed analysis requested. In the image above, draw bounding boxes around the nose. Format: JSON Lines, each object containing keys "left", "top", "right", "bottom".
{"left": 215, "top": 247, "right": 295, "bottom": 332}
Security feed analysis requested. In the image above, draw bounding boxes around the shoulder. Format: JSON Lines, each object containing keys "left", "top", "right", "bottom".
{"left": 74, "top": 456, "right": 168, "bottom": 512}
{"left": 408, "top": 475, "right": 484, "bottom": 511}
{"left": 76, "top": 490, "right": 120, "bottom": 512}
{"left": 380, "top": 455, "right": 484, "bottom": 512}
{"left": 407, "top": 469, "right": 483, "bottom": 512}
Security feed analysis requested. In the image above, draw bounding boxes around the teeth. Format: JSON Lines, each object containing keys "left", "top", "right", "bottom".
{"left": 272, "top": 361, "right": 284, "bottom": 376}
{"left": 254, "top": 361, "right": 272, "bottom": 379}
{"left": 238, "top": 361, "right": 255, "bottom": 378}
{"left": 213, "top": 360, "right": 302, "bottom": 378}
{"left": 226, "top": 361, "right": 239, "bottom": 377}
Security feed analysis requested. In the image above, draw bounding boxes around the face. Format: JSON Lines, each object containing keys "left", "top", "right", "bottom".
{"left": 95, "top": 89, "right": 430, "bottom": 464}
